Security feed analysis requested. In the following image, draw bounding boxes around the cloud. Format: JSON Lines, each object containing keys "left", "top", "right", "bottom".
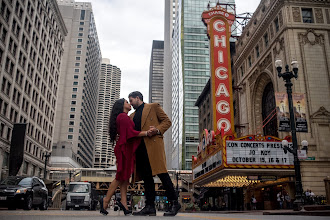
{"left": 235, "top": 0, "right": 260, "bottom": 14}
{"left": 80, "top": 0, "right": 259, "bottom": 102}
{"left": 83, "top": 0, "right": 165, "bottom": 101}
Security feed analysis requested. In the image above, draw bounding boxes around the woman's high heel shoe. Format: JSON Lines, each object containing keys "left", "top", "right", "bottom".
{"left": 116, "top": 199, "right": 132, "bottom": 216}
{"left": 99, "top": 198, "right": 109, "bottom": 216}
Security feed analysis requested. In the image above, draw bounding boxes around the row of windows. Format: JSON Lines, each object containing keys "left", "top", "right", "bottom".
{"left": 238, "top": 8, "right": 321, "bottom": 79}
{"left": 185, "top": 63, "right": 210, "bottom": 70}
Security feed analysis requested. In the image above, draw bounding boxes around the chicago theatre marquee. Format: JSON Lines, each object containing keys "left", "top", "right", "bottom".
{"left": 193, "top": 0, "right": 330, "bottom": 210}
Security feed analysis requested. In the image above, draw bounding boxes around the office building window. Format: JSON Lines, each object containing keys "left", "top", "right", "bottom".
{"left": 71, "top": 101, "right": 76, "bottom": 105}
{"left": 70, "top": 114, "right": 75, "bottom": 119}
{"left": 68, "top": 135, "right": 73, "bottom": 139}
{"left": 302, "top": 8, "right": 313, "bottom": 23}
{"left": 263, "top": 33, "right": 269, "bottom": 47}
{"left": 23, "top": 161, "right": 28, "bottom": 174}
{"left": 80, "top": 22, "right": 84, "bottom": 25}
{"left": 73, "top": 88, "right": 77, "bottom": 92}
{"left": 256, "top": 45, "right": 260, "bottom": 58}
{"left": 77, "top": 39, "right": 82, "bottom": 43}
{"left": 274, "top": 17, "right": 279, "bottom": 32}
{"left": 71, "top": 108, "right": 75, "bottom": 112}
{"left": 69, "top": 128, "right": 74, "bottom": 132}
{"left": 80, "top": 10, "right": 85, "bottom": 20}
{"left": 69, "top": 121, "right": 74, "bottom": 125}
{"left": 74, "top": 75, "right": 79, "bottom": 79}
{"left": 72, "top": 94, "right": 77, "bottom": 98}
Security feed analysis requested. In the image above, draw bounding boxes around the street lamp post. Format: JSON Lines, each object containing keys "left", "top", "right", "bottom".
{"left": 276, "top": 59, "right": 304, "bottom": 210}
{"left": 43, "top": 152, "right": 51, "bottom": 180}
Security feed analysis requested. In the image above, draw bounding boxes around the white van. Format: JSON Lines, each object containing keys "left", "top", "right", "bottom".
{"left": 65, "top": 182, "right": 97, "bottom": 210}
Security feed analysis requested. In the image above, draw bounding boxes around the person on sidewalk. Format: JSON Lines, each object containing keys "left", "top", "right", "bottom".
{"left": 277, "top": 192, "right": 284, "bottom": 209}
{"left": 251, "top": 195, "right": 257, "bottom": 210}
{"left": 128, "top": 91, "right": 181, "bottom": 216}
{"left": 284, "top": 193, "right": 291, "bottom": 209}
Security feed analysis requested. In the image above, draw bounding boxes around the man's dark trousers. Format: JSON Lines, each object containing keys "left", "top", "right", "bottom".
{"left": 135, "top": 142, "right": 177, "bottom": 206}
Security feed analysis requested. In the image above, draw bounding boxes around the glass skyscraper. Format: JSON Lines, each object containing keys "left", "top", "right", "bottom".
{"left": 171, "top": 0, "right": 235, "bottom": 170}
{"left": 149, "top": 40, "right": 164, "bottom": 106}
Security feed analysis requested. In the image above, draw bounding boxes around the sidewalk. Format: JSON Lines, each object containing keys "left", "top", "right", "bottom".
{"left": 263, "top": 210, "right": 330, "bottom": 216}
{"left": 182, "top": 209, "right": 330, "bottom": 216}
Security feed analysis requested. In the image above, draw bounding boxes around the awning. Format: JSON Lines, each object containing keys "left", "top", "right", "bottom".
{"left": 193, "top": 168, "right": 295, "bottom": 187}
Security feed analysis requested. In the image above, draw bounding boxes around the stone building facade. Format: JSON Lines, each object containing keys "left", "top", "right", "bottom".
{"left": 232, "top": 0, "right": 330, "bottom": 195}
{"left": 195, "top": 79, "right": 212, "bottom": 135}
{"left": 52, "top": 0, "right": 101, "bottom": 168}
{"left": 0, "top": 0, "right": 67, "bottom": 179}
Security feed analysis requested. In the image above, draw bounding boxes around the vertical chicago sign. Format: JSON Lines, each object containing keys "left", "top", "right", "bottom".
{"left": 202, "top": 5, "right": 235, "bottom": 136}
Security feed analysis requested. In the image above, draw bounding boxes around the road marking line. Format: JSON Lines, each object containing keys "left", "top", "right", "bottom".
{"left": 178, "top": 214, "right": 257, "bottom": 220}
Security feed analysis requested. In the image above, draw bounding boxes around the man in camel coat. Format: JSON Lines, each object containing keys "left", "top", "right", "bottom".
{"left": 128, "top": 91, "right": 181, "bottom": 216}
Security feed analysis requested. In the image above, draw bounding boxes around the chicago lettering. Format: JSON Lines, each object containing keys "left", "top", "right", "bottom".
{"left": 212, "top": 18, "right": 232, "bottom": 134}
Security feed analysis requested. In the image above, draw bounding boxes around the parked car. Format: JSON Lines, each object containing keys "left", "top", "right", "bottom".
{"left": 0, "top": 176, "right": 48, "bottom": 210}
{"left": 65, "top": 182, "right": 98, "bottom": 210}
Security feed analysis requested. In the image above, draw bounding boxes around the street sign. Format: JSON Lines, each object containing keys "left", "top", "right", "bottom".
{"left": 305, "top": 157, "right": 315, "bottom": 161}
{"left": 297, "top": 150, "right": 307, "bottom": 160}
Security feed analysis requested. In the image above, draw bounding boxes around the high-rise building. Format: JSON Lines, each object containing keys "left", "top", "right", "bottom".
{"left": 163, "top": 0, "right": 179, "bottom": 169}
{"left": 52, "top": 0, "right": 101, "bottom": 168}
{"left": 149, "top": 40, "right": 164, "bottom": 106}
{"left": 0, "top": 0, "right": 67, "bottom": 179}
{"left": 94, "top": 58, "right": 121, "bottom": 168}
{"left": 170, "top": 0, "right": 236, "bottom": 170}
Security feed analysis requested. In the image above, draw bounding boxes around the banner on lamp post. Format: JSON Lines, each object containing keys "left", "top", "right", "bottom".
{"left": 275, "top": 92, "right": 290, "bottom": 132}
{"left": 293, "top": 93, "right": 308, "bottom": 132}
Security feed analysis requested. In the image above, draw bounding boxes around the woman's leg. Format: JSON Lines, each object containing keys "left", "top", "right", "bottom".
{"left": 103, "top": 179, "right": 120, "bottom": 209}
{"left": 119, "top": 180, "right": 129, "bottom": 210}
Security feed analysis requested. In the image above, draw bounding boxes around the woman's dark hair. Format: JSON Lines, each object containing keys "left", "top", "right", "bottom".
{"left": 109, "top": 98, "right": 125, "bottom": 142}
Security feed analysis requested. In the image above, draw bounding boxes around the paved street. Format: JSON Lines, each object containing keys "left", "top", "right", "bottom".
{"left": 0, "top": 210, "right": 329, "bottom": 220}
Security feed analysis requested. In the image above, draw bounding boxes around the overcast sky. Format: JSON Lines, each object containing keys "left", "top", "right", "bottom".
{"left": 83, "top": 0, "right": 260, "bottom": 102}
